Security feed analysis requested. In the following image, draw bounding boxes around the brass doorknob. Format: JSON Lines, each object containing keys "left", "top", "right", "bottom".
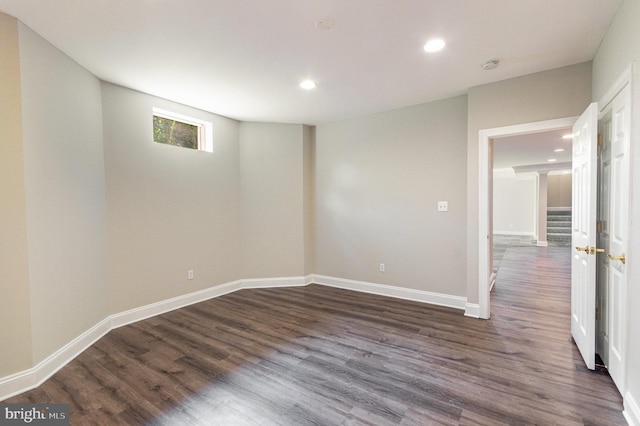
{"left": 589, "top": 246, "right": 605, "bottom": 255}
{"left": 575, "top": 246, "right": 589, "bottom": 252}
{"left": 607, "top": 253, "right": 626, "bottom": 265}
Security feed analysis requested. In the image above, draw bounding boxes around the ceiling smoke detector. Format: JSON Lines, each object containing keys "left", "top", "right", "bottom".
{"left": 482, "top": 59, "right": 500, "bottom": 70}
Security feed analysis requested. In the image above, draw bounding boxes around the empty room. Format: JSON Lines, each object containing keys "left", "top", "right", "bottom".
{"left": 1, "top": 1, "right": 639, "bottom": 425}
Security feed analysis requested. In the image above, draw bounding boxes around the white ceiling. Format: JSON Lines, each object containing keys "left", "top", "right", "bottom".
{"left": 0, "top": 0, "right": 621, "bottom": 125}
{"left": 493, "top": 129, "right": 573, "bottom": 170}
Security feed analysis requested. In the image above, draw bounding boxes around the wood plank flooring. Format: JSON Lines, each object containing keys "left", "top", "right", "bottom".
{"left": 3, "top": 246, "right": 625, "bottom": 425}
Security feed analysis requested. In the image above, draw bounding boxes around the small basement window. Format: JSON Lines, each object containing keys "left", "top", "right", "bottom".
{"left": 152, "top": 108, "right": 213, "bottom": 152}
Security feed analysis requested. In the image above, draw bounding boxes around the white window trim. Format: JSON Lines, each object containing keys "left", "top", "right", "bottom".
{"left": 152, "top": 107, "right": 213, "bottom": 152}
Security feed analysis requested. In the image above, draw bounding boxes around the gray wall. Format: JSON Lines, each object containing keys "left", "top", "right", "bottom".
{"left": 239, "top": 122, "right": 307, "bottom": 279}
{"left": 18, "top": 22, "right": 109, "bottom": 364}
{"left": 315, "top": 96, "right": 468, "bottom": 296}
{"left": 303, "top": 126, "right": 316, "bottom": 275}
{"left": 102, "top": 83, "right": 242, "bottom": 313}
{"left": 0, "top": 13, "right": 32, "bottom": 377}
{"left": 592, "top": 0, "right": 640, "bottom": 414}
{"left": 466, "top": 62, "right": 592, "bottom": 303}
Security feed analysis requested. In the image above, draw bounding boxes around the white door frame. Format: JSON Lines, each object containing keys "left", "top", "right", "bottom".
{"left": 477, "top": 117, "right": 578, "bottom": 319}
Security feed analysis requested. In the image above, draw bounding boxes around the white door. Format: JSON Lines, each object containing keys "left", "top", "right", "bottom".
{"left": 604, "top": 83, "right": 630, "bottom": 394}
{"left": 571, "top": 102, "right": 598, "bottom": 370}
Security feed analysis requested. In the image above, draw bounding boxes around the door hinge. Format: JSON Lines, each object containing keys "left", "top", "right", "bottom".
{"left": 596, "top": 221, "right": 603, "bottom": 234}
{"left": 598, "top": 133, "right": 604, "bottom": 149}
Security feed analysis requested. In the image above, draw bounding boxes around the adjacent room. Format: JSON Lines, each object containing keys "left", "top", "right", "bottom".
{"left": 1, "top": 0, "right": 640, "bottom": 424}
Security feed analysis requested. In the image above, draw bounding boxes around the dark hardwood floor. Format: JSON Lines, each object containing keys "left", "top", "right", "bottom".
{"left": 3, "top": 246, "right": 625, "bottom": 425}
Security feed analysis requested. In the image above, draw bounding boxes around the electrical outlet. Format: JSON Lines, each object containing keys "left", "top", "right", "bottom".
{"left": 379, "top": 263, "right": 385, "bottom": 272}
{"left": 437, "top": 201, "right": 448, "bottom": 212}
{"left": 188, "top": 270, "right": 194, "bottom": 280}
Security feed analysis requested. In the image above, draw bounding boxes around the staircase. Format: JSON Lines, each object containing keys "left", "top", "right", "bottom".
{"left": 547, "top": 209, "right": 571, "bottom": 246}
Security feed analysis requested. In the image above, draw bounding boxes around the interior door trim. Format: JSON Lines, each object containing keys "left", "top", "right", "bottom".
{"left": 476, "top": 117, "right": 578, "bottom": 319}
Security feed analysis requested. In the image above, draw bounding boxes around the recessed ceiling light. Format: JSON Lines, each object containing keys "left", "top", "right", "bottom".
{"left": 554, "top": 148, "right": 565, "bottom": 152}
{"left": 300, "top": 79, "right": 316, "bottom": 90}
{"left": 424, "top": 38, "right": 445, "bottom": 53}
{"left": 548, "top": 158, "right": 557, "bottom": 162}
{"left": 562, "top": 134, "right": 574, "bottom": 139}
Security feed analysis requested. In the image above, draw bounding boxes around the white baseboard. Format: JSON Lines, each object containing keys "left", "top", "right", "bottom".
{"left": 311, "top": 274, "right": 466, "bottom": 311}
{"left": 110, "top": 280, "right": 243, "bottom": 329}
{"left": 624, "top": 391, "right": 640, "bottom": 426}
{"left": 493, "top": 231, "right": 535, "bottom": 236}
{"left": 547, "top": 207, "right": 572, "bottom": 212}
{"left": 537, "top": 241, "right": 549, "bottom": 247}
{"left": 0, "top": 274, "right": 466, "bottom": 401}
{"left": 108, "top": 277, "right": 309, "bottom": 330}
{"left": 464, "top": 303, "right": 480, "bottom": 318}
{"left": 241, "top": 276, "right": 307, "bottom": 290}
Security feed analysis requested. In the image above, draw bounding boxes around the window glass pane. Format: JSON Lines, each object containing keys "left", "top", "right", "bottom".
{"left": 153, "top": 115, "right": 199, "bottom": 150}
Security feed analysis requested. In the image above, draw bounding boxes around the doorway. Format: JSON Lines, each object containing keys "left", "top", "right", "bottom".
{"left": 477, "top": 66, "right": 632, "bottom": 397}
{"left": 477, "top": 117, "right": 577, "bottom": 319}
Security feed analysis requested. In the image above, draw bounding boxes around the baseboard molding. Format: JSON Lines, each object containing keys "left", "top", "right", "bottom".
{"left": 110, "top": 280, "right": 243, "bottom": 329}
{"left": 536, "top": 241, "right": 549, "bottom": 247}
{"left": 547, "top": 207, "right": 572, "bottom": 212}
{"left": 624, "top": 391, "right": 640, "bottom": 426}
{"left": 464, "top": 303, "right": 480, "bottom": 318}
{"left": 241, "top": 276, "right": 307, "bottom": 290}
{"left": 493, "top": 231, "right": 535, "bottom": 236}
{"left": 108, "top": 277, "right": 309, "bottom": 330}
{"left": 311, "top": 274, "right": 466, "bottom": 311}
